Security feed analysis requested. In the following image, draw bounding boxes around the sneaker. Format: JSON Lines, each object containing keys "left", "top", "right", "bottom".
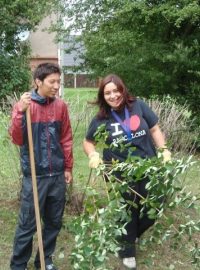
{"left": 122, "top": 257, "right": 136, "bottom": 269}
{"left": 35, "top": 264, "right": 57, "bottom": 270}
{"left": 46, "top": 264, "right": 57, "bottom": 270}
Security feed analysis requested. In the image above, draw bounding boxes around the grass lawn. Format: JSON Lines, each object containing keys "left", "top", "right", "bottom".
{"left": 0, "top": 88, "right": 199, "bottom": 270}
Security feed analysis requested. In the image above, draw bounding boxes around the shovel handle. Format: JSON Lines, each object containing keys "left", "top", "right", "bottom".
{"left": 26, "top": 107, "right": 45, "bottom": 270}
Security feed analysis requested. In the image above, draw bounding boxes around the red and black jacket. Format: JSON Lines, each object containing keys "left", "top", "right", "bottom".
{"left": 9, "top": 90, "right": 73, "bottom": 177}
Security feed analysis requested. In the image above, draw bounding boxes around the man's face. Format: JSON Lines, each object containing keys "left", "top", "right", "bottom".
{"left": 36, "top": 73, "right": 60, "bottom": 98}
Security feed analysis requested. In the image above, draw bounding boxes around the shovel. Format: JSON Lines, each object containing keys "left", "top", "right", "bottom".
{"left": 26, "top": 106, "right": 45, "bottom": 270}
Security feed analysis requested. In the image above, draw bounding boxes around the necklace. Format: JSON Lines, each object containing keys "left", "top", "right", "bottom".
{"left": 111, "top": 106, "right": 132, "bottom": 140}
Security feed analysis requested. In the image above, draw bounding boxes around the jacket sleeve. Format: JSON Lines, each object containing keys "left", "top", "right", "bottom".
{"left": 60, "top": 102, "right": 73, "bottom": 172}
{"left": 9, "top": 102, "right": 26, "bottom": 146}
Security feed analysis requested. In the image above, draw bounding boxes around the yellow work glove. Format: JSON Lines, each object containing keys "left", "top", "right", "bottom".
{"left": 88, "top": 151, "right": 103, "bottom": 168}
{"left": 161, "top": 148, "right": 172, "bottom": 163}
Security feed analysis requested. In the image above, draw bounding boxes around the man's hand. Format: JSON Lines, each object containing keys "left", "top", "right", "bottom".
{"left": 19, "top": 92, "right": 31, "bottom": 112}
{"left": 88, "top": 151, "right": 103, "bottom": 168}
{"left": 64, "top": 170, "right": 73, "bottom": 184}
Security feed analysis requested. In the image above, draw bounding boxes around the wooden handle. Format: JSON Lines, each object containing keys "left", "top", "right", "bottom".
{"left": 26, "top": 107, "right": 45, "bottom": 270}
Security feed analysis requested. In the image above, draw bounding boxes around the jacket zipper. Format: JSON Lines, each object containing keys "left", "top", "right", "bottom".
{"left": 46, "top": 99, "right": 52, "bottom": 176}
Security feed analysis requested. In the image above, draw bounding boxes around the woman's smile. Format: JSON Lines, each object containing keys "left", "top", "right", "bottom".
{"left": 104, "top": 82, "right": 123, "bottom": 109}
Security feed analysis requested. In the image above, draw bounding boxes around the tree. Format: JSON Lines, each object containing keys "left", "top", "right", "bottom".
{"left": 59, "top": 0, "right": 200, "bottom": 120}
{"left": 0, "top": 0, "right": 59, "bottom": 100}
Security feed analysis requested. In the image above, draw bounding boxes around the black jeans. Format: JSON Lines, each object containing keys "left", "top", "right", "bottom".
{"left": 118, "top": 177, "right": 155, "bottom": 258}
{"left": 10, "top": 174, "right": 66, "bottom": 270}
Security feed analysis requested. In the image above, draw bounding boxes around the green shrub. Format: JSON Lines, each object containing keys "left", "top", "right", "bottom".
{"left": 0, "top": 46, "right": 31, "bottom": 101}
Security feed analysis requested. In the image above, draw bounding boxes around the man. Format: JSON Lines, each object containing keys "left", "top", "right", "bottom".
{"left": 9, "top": 63, "right": 73, "bottom": 270}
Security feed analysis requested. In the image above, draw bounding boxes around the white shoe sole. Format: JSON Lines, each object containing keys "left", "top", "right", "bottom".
{"left": 121, "top": 262, "right": 136, "bottom": 270}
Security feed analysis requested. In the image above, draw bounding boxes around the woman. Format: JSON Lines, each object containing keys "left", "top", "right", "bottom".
{"left": 83, "top": 74, "right": 171, "bottom": 269}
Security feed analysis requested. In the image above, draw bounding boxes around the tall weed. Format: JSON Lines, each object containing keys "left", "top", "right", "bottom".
{"left": 146, "top": 96, "right": 199, "bottom": 155}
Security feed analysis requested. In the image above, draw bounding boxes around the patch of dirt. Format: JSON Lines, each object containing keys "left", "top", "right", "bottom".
{"left": 65, "top": 192, "right": 84, "bottom": 215}
{"left": 0, "top": 198, "right": 19, "bottom": 210}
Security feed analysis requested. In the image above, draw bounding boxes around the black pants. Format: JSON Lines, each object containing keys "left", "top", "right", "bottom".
{"left": 10, "top": 174, "right": 66, "bottom": 270}
{"left": 118, "top": 177, "right": 155, "bottom": 258}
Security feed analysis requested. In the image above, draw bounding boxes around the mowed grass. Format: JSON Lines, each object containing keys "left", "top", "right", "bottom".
{"left": 0, "top": 88, "right": 199, "bottom": 270}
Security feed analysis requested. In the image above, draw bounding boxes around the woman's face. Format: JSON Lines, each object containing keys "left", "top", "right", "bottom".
{"left": 103, "top": 82, "right": 123, "bottom": 110}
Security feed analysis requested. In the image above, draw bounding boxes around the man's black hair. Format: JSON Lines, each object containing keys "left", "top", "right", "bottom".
{"left": 33, "top": 62, "right": 61, "bottom": 82}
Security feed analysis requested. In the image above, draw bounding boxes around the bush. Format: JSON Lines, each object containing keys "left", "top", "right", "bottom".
{"left": 0, "top": 45, "right": 31, "bottom": 101}
{"left": 145, "top": 96, "right": 199, "bottom": 155}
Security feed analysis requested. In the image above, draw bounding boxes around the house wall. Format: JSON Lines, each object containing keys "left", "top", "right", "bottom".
{"left": 28, "top": 14, "right": 58, "bottom": 70}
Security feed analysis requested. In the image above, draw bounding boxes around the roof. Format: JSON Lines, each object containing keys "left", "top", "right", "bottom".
{"left": 62, "top": 35, "right": 84, "bottom": 68}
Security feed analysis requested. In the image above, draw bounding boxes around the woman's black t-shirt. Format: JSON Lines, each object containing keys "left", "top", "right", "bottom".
{"left": 86, "top": 99, "right": 158, "bottom": 162}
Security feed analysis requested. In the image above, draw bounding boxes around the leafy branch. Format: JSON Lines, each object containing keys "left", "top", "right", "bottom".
{"left": 68, "top": 125, "right": 200, "bottom": 269}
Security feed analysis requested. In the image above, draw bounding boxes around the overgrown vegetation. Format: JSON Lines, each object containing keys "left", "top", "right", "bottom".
{"left": 145, "top": 96, "right": 199, "bottom": 154}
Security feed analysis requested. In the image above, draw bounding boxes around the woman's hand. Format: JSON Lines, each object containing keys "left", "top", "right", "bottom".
{"left": 161, "top": 148, "right": 172, "bottom": 163}
{"left": 83, "top": 139, "right": 103, "bottom": 168}
{"left": 88, "top": 151, "right": 103, "bottom": 168}
{"left": 150, "top": 124, "right": 172, "bottom": 163}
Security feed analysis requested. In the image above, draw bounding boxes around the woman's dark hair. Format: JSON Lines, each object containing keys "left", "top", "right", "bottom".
{"left": 33, "top": 62, "right": 61, "bottom": 82}
{"left": 94, "top": 74, "right": 135, "bottom": 118}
